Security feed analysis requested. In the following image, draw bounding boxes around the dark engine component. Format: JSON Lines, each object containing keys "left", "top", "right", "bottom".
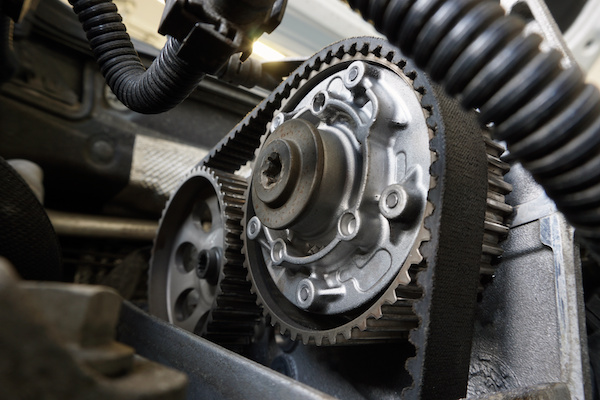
{"left": 344, "top": 0, "right": 600, "bottom": 262}
{"left": 66, "top": 0, "right": 283, "bottom": 113}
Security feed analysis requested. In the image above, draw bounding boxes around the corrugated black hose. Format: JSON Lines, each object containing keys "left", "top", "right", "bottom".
{"left": 68, "top": 0, "right": 205, "bottom": 114}
{"left": 346, "top": 0, "right": 600, "bottom": 257}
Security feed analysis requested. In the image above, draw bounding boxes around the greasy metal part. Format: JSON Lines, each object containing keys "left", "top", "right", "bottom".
{"left": 149, "top": 166, "right": 261, "bottom": 347}
{"left": 0, "top": 257, "right": 188, "bottom": 400}
{"left": 468, "top": 163, "right": 592, "bottom": 400}
{"left": 117, "top": 301, "right": 336, "bottom": 400}
{"left": 540, "top": 214, "right": 588, "bottom": 400}
{"left": 20, "top": 281, "right": 136, "bottom": 376}
{"left": 126, "top": 135, "right": 208, "bottom": 208}
{"left": 467, "top": 383, "right": 571, "bottom": 400}
{"left": 46, "top": 210, "right": 158, "bottom": 241}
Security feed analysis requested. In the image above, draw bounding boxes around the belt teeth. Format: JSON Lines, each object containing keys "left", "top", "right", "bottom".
{"left": 211, "top": 39, "right": 511, "bottom": 349}
{"left": 203, "top": 168, "right": 262, "bottom": 349}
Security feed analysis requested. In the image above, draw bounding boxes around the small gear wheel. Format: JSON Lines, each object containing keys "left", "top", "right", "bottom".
{"left": 149, "top": 166, "right": 261, "bottom": 348}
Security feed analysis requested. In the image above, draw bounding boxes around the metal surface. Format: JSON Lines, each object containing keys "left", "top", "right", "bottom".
{"left": 241, "top": 48, "right": 434, "bottom": 345}
{"left": 117, "top": 301, "right": 336, "bottom": 400}
{"left": 197, "top": 36, "right": 511, "bottom": 398}
{"left": 118, "top": 135, "right": 209, "bottom": 213}
{"left": 234, "top": 40, "right": 510, "bottom": 352}
{"left": 247, "top": 58, "right": 431, "bottom": 318}
{"left": 47, "top": 209, "right": 158, "bottom": 241}
{"left": 540, "top": 214, "right": 588, "bottom": 400}
{"left": 468, "top": 163, "right": 592, "bottom": 400}
{"left": 149, "top": 167, "right": 261, "bottom": 347}
{"left": 0, "top": 257, "right": 188, "bottom": 400}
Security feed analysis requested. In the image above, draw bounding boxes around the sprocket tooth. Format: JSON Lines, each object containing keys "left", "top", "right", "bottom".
{"left": 219, "top": 37, "right": 512, "bottom": 397}
{"left": 148, "top": 166, "right": 261, "bottom": 350}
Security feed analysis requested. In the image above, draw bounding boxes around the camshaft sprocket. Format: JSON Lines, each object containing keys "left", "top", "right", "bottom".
{"left": 169, "top": 37, "right": 511, "bottom": 398}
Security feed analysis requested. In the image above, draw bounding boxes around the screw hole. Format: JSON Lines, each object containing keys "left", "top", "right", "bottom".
{"left": 192, "top": 201, "right": 213, "bottom": 232}
{"left": 312, "top": 92, "right": 326, "bottom": 113}
{"left": 339, "top": 212, "right": 358, "bottom": 238}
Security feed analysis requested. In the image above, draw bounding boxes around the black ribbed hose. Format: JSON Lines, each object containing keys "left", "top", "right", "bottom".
{"left": 69, "top": 0, "right": 205, "bottom": 114}
{"left": 347, "top": 0, "right": 600, "bottom": 257}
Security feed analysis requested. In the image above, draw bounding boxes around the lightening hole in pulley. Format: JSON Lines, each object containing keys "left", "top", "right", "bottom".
{"left": 174, "top": 288, "right": 199, "bottom": 322}
{"left": 193, "top": 200, "right": 213, "bottom": 232}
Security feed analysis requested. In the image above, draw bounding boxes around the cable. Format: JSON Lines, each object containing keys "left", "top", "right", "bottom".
{"left": 69, "top": 0, "right": 205, "bottom": 114}
{"left": 345, "top": 0, "right": 600, "bottom": 257}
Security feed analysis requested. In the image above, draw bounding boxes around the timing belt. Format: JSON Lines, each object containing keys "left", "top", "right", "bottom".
{"left": 201, "top": 38, "right": 489, "bottom": 400}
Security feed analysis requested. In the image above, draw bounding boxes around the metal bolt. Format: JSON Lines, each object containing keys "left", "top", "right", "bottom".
{"left": 386, "top": 192, "right": 399, "bottom": 208}
{"left": 344, "top": 61, "right": 366, "bottom": 89}
{"left": 271, "top": 239, "right": 286, "bottom": 265}
{"left": 296, "top": 280, "right": 315, "bottom": 308}
{"left": 348, "top": 66, "right": 359, "bottom": 82}
{"left": 300, "top": 286, "right": 310, "bottom": 301}
{"left": 379, "top": 184, "right": 422, "bottom": 222}
{"left": 90, "top": 137, "right": 115, "bottom": 165}
{"left": 271, "top": 113, "right": 285, "bottom": 132}
{"left": 296, "top": 278, "right": 345, "bottom": 311}
{"left": 247, "top": 216, "right": 262, "bottom": 240}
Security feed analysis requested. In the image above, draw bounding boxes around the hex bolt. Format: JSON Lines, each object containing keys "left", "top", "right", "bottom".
{"left": 296, "top": 278, "right": 345, "bottom": 311}
{"left": 348, "top": 66, "right": 359, "bottom": 82}
{"left": 379, "top": 184, "right": 421, "bottom": 222}
{"left": 271, "top": 239, "right": 287, "bottom": 265}
{"left": 386, "top": 192, "right": 399, "bottom": 209}
{"left": 270, "top": 113, "right": 285, "bottom": 132}
{"left": 247, "top": 216, "right": 262, "bottom": 240}
{"left": 344, "top": 61, "right": 366, "bottom": 89}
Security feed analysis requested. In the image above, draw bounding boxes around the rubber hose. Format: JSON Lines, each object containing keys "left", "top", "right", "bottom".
{"left": 346, "top": 0, "right": 600, "bottom": 257}
{"left": 69, "top": 0, "right": 205, "bottom": 114}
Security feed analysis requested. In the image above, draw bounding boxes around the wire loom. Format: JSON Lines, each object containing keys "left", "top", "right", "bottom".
{"left": 69, "top": 0, "right": 205, "bottom": 114}
{"left": 347, "top": 0, "right": 600, "bottom": 256}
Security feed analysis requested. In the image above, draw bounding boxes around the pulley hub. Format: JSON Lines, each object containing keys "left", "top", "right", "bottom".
{"left": 245, "top": 59, "right": 432, "bottom": 318}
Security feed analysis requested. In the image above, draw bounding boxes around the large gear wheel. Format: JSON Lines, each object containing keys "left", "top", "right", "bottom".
{"left": 148, "top": 166, "right": 261, "bottom": 348}
{"left": 240, "top": 39, "right": 511, "bottom": 349}
{"left": 243, "top": 54, "right": 433, "bottom": 346}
